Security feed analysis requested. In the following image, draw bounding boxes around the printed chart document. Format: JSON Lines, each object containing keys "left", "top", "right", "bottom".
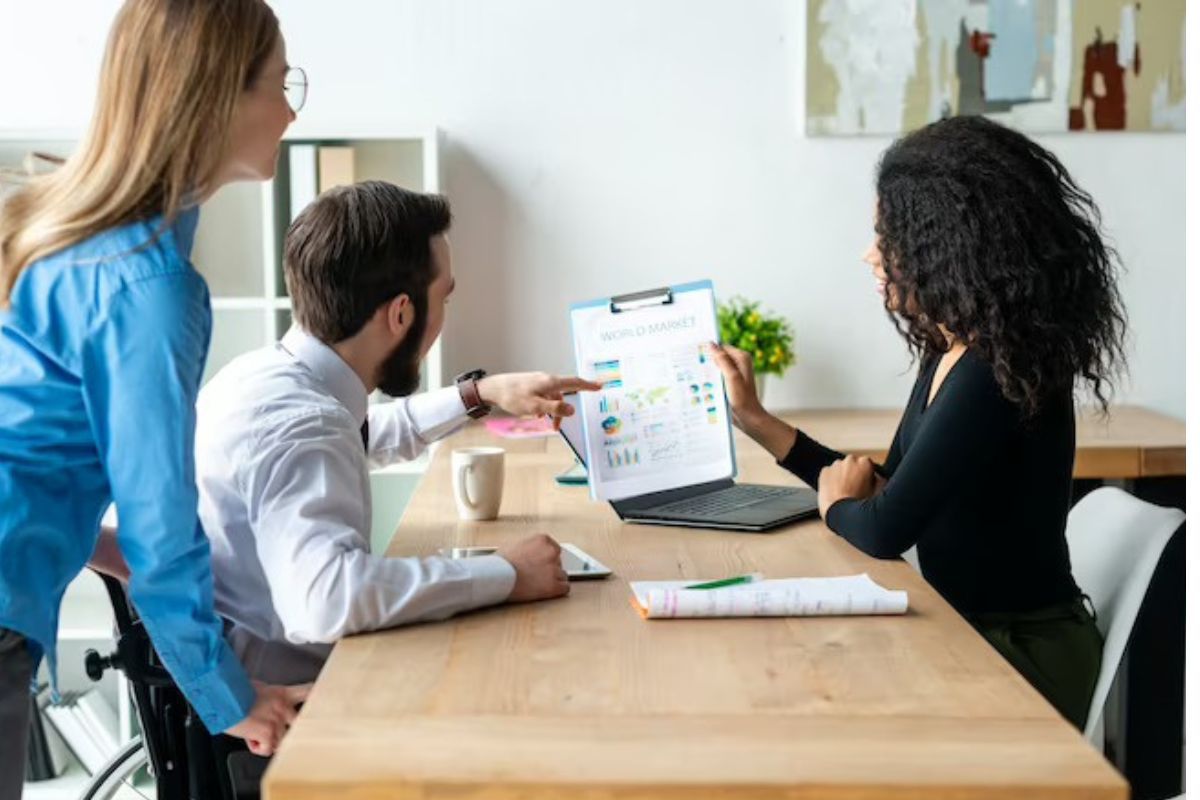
{"left": 629, "top": 574, "right": 909, "bottom": 619}
{"left": 569, "top": 281, "right": 734, "bottom": 501}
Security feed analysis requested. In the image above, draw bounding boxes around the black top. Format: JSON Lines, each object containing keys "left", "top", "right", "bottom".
{"left": 779, "top": 348, "right": 1080, "bottom": 615}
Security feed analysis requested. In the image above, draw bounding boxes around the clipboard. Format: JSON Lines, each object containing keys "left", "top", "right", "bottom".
{"left": 569, "top": 281, "right": 737, "bottom": 501}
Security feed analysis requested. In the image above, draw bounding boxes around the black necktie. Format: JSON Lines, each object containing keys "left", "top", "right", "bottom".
{"left": 359, "top": 419, "right": 369, "bottom": 453}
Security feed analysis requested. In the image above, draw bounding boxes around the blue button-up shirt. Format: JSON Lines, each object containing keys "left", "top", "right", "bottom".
{"left": 0, "top": 208, "right": 254, "bottom": 733}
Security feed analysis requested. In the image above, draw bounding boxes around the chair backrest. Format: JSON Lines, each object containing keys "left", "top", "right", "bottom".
{"left": 1065, "top": 487, "right": 1183, "bottom": 747}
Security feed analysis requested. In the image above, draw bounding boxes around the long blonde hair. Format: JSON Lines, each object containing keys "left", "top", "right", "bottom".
{"left": 0, "top": 0, "right": 279, "bottom": 306}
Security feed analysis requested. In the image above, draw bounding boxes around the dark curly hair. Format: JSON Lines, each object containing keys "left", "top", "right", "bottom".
{"left": 875, "top": 115, "right": 1127, "bottom": 416}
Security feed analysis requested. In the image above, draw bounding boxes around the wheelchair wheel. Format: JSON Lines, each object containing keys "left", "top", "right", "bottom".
{"left": 78, "top": 737, "right": 151, "bottom": 800}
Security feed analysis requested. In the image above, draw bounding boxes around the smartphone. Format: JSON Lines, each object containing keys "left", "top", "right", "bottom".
{"left": 439, "top": 542, "right": 612, "bottom": 580}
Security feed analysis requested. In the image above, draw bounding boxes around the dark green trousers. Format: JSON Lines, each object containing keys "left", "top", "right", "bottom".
{"left": 967, "top": 596, "right": 1103, "bottom": 730}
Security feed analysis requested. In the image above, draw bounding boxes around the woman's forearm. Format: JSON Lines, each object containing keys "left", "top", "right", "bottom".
{"left": 738, "top": 409, "right": 798, "bottom": 461}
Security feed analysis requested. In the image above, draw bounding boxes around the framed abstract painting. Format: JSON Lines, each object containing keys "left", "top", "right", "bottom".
{"left": 806, "top": 0, "right": 1185, "bottom": 135}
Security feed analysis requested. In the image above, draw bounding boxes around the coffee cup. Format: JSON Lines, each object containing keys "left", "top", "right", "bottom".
{"left": 451, "top": 447, "right": 505, "bottom": 521}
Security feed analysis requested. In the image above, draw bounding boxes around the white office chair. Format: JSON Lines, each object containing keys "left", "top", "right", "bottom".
{"left": 1065, "top": 487, "right": 1184, "bottom": 750}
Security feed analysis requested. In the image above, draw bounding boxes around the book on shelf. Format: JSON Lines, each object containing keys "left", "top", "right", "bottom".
{"left": 41, "top": 688, "right": 122, "bottom": 775}
{"left": 317, "top": 145, "right": 356, "bottom": 193}
{"left": 291, "top": 144, "right": 357, "bottom": 214}
{"left": 75, "top": 688, "right": 120, "bottom": 756}
{"left": 287, "top": 143, "right": 318, "bottom": 222}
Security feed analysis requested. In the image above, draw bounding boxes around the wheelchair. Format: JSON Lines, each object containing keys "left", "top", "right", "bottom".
{"left": 78, "top": 571, "right": 267, "bottom": 800}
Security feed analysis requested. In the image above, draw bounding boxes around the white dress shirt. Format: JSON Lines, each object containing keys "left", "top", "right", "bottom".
{"left": 195, "top": 327, "right": 515, "bottom": 684}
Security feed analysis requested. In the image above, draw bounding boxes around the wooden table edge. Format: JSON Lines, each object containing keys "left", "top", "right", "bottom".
{"left": 263, "top": 714, "right": 1127, "bottom": 800}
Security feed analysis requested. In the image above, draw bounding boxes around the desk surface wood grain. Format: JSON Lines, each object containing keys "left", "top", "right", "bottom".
{"left": 774, "top": 405, "right": 1183, "bottom": 480}
{"left": 265, "top": 421, "right": 1127, "bottom": 799}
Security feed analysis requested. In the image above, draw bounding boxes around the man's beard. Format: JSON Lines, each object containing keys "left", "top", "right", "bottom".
{"left": 376, "top": 321, "right": 425, "bottom": 397}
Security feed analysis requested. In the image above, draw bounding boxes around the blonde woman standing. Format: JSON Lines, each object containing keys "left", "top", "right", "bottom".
{"left": 0, "top": 1, "right": 310, "bottom": 793}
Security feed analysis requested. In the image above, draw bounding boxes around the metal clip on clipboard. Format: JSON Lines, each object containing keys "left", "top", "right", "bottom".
{"left": 609, "top": 287, "right": 673, "bottom": 314}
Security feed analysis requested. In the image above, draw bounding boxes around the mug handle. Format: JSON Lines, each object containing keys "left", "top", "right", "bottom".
{"left": 457, "top": 463, "right": 478, "bottom": 510}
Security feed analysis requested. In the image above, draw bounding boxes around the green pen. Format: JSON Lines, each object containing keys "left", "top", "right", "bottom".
{"left": 683, "top": 572, "right": 764, "bottom": 590}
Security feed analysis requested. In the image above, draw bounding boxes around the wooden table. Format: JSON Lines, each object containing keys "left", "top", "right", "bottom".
{"left": 265, "top": 426, "right": 1128, "bottom": 799}
{"left": 775, "top": 405, "right": 1184, "bottom": 480}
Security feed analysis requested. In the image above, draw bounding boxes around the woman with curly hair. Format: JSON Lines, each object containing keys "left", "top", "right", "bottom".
{"left": 708, "top": 114, "right": 1126, "bottom": 729}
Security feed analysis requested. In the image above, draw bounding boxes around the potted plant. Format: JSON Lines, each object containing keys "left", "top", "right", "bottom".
{"left": 716, "top": 297, "right": 796, "bottom": 401}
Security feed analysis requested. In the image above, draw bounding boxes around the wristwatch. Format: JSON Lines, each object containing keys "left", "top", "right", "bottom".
{"left": 455, "top": 368, "right": 491, "bottom": 419}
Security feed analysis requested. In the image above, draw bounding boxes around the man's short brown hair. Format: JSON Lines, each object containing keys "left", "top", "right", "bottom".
{"left": 283, "top": 180, "right": 452, "bottom": 343}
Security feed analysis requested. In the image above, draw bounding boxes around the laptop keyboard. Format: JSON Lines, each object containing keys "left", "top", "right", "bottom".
{"left": 648, "top": 485, "right": 797, "bottom": 517}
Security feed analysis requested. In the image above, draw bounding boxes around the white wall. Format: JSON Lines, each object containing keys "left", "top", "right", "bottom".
{"left": 0, "top": 0, "right": 1184, "bottom": 417}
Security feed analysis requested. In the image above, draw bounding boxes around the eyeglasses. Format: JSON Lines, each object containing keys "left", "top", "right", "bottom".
{"left": 284, "top": 66, "right": 308, "bottom": 113}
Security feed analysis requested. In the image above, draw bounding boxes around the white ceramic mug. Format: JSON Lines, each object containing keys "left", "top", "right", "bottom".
{"left": 451, "top": 447, "right": 505, "bottom": 520}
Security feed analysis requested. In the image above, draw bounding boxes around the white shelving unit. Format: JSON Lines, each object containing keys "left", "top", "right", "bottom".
{"left": 23, "top": 761, "right": 151, "bottom": 800}
{"left": 2, "top": 126, "right": 444, "bottom": 398}
{"left": 3, "top": 124, "right": 442, "bottom": 796}
{"left": 198, "top": 124, "right": 444, "bottom": 392}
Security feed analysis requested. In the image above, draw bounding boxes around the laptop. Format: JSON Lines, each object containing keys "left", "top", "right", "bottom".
{"left": 555, "top": 394, "right": 818, "bottom": 532}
